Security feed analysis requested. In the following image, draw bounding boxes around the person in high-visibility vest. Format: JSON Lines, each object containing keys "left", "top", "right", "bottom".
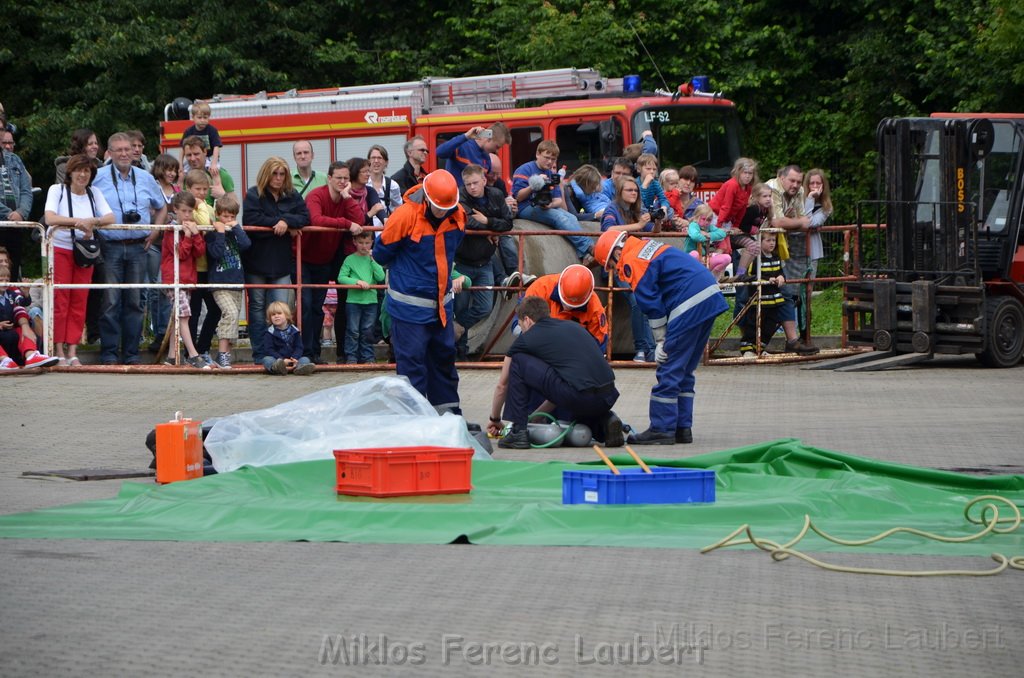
{"left": 518, "top": 264, "right": 608, "bottom": 352}
{"left": 593, "top": 230, "right": 728, "bottom": 445}
{"left": 374, "top": 171, "right": 466, "bottom": 413}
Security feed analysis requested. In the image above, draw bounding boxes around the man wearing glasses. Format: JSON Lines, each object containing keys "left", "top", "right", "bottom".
{"left": 92, "top": 132, "right": 167, "bottom": 365}
{"left": 391, "top": 135, "right": 430, "bottom": 196}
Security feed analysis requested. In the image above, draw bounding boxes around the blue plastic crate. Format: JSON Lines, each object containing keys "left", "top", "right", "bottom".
{"left": 562, "top": 467, "right": 716, "bottom": 505}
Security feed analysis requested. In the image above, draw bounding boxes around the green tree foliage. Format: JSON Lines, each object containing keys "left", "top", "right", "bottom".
{"left": 2, "top": 0, "right": 1021, "bottom": 227}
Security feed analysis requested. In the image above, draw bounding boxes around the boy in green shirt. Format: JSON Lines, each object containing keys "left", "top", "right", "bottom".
{"left": 337, "top": 232, "right": 387, "bottom": 364}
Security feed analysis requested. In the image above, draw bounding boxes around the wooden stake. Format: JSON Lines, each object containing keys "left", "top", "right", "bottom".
{"left": 624, "top": 445, "right": 653, "bottom": 473}
{"left": 592, "top": 445, "right": 620, "bottom": 474}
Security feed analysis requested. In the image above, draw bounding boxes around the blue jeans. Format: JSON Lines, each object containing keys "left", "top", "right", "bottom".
{"left": 782, "top": 256, "right": 819, "bottom": 331}
{"left": 99, "top": 240, "right": 146, "bottom": 363}
{"left": 497, "top": 235, "right": 519, "bottom": 275}
{"left": 517, "top": 204, "right": 593, "bottom": 259}
{"left": 246, "top": 273, "right": 292, "bottom": 361}
{"left": 453, "top": 260, "right": 495, "bottom": 355}
{"left": 344, "top": 302, "right": 378, "bottom": 363}
{"left": 261, "top": 355, "right": 312, "bottom": 373}
{"left": 621, "top": 284, "right": 656, "bottom": 354}
{"left": 144, "top": 244, "right": 170, "bottom": 342}
{"left": 300, "top": 261, "right": 334, "bottom": 361}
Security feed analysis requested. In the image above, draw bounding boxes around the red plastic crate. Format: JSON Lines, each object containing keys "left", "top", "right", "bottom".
{"left": 333, "top": 446, "right": 474, "bottom": 497}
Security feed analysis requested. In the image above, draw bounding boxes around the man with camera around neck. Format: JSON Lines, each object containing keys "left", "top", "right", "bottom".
{"left": 92, "top": 132, "right": 167, "bottom": 365}
{"left": 512, "top": 140, "right": 595, "bottom": 265}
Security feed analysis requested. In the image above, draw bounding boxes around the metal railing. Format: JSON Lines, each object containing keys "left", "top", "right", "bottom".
{"left": 1, "top": 219, "right": 866, "bottom": 369}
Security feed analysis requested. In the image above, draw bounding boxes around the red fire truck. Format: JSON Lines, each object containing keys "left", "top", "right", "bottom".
{"left": 159, "top": 67, "right": 742, "bottom": 194}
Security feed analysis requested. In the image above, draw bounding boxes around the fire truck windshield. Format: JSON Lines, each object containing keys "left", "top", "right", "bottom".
{"left": 633, "top": 107, "right": 742, "bottom": 183}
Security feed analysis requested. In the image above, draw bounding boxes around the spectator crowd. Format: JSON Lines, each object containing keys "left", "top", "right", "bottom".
{"left": 0, "top": 101, "right": 833, "bottom": 393}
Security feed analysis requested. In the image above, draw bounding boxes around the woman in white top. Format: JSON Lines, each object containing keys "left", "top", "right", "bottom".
{"left": 366, "top": 144, "right": 403, "bottom": 227}
{"left": 43, "top": 154, "right": 115, "bottom": 366}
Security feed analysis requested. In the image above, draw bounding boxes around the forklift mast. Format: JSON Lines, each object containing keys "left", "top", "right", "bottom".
{"left": 870, "top": 116, "right": 1024, "bottom": 285}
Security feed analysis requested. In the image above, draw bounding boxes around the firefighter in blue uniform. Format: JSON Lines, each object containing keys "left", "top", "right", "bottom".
{"left": 593, "top": 230, "right": 728, "bottom": 444}
{"left": 374, "top": 171, "right": 466, "bottom": 413}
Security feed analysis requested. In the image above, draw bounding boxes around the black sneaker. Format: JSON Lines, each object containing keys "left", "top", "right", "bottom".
{"left": 626, "top": 428, "right": 675, "bottom": 445}
{"left": 498, "top": 427, "right": 531, "bottom": 449}
{"left": 676, "top": 427, "right": 693, "bottom": 444}
{"left": 603, "top": 411, "right": 625, "bottom": 447}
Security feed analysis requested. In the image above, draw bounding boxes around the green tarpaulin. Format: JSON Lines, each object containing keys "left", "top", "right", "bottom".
{"left": 1, "top": 439, "right": 1021, "bottom": 555}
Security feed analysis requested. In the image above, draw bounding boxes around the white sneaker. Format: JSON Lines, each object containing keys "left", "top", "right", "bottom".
{"left": 0, "top": 356, "right": 19, "bottom": 372}
{"left": 742, "top": 351, "right": 757, "bottom": 359}
{"left": 633, "top": 351, "right": 646, "bottom": 363}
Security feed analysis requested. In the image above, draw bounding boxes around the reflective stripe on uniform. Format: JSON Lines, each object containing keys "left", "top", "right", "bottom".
{"left": 651, "top": 395, "right": 676, "bottom": 405}
{"left": 679, "top": 392, "right": 695, "bottom": 399}
{"left": 434, "top": 402, "right": 461, "bottom": 414}
{"left": 666, "top": 284, "right": 722, "bottom": 325}
{"left": 649, "top": 315, "right": 667, "bottom": 329}
{"left": 387, "top": 288, "right": 454, "bottom": 309}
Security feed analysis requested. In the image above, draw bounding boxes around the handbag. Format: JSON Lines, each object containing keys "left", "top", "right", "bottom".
{"left": 71, "top": 230, "right": 102, "bottom": 267}
{"left": 64, "top": 185, "right": 103, "bottom": 267}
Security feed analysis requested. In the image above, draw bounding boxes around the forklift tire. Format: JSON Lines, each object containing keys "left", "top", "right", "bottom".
{"left": 976, "top": 296, "right": 1024, "bottom": 368}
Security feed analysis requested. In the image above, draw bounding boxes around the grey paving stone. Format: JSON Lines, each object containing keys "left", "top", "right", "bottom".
{"left": 1, "top": 358, "right": 1022, "bottom": 676}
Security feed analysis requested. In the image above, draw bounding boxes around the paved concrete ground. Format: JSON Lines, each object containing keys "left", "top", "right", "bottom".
{"left": 1, "top": 357, "right": 1022, "bottom": 676}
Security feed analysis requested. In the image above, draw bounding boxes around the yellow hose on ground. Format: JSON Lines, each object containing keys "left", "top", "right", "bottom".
{"left": 701, "top": 495, "right": 1024, "bottom": 576}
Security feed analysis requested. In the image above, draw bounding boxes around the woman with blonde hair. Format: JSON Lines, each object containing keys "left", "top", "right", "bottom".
{"left": 803, "top": 168, "right": 833, "bottom": 263}
{"left": 796, "top": 168, "right": 834, "bottom": 338}
{"left": 708, "top": 157, "right": 758, "bottom": 237}
{"left": 241, "top": 156, "right": 310, "bottom": 362}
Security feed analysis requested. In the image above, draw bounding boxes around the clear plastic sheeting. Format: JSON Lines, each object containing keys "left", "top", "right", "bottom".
{"left": 204, "top": 376, "right": 492, "bottom": 472}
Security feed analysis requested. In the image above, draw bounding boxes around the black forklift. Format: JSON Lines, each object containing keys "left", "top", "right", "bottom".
{"left": 839, "top": 114, "right": 1024, "bottom": 370}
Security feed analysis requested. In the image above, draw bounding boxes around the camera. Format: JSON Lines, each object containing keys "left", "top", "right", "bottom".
{"left": 123, "top": 210, "right": 142, "bottom": 224}
{"left": 648, "top": 202, "right": 666, "bottom": 222}
{"left": 479, "top": 129, "right": 493, "bottom": 139}
{"left": 533, "top": 175, "right": 561, "bottom": 208}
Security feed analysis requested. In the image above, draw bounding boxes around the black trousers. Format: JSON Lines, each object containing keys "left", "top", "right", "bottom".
{"left": 503, "top": 353, "right": 618, "bottom": 436}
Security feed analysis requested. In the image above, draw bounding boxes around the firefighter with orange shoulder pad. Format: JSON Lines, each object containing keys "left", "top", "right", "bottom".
{"left": 374, "top": 170, "right": 466, "bottom": 412}
{"left": 518, "top": 264, "right": 609, "bottom": 352}
{"left": 594, "top": 230, "right": 728, "bottom": 445}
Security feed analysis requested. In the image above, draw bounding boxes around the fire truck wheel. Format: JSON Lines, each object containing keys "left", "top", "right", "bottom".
{"left": 976, "top": 296, "right": 1024, "bottom": 368}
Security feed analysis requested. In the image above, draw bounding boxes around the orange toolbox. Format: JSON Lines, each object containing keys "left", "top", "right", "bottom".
{"left": 155, "top": 412, "right": 204, "bottom": 484}
{"left": 333, "top": 446, "right": 473, "bottom": 497}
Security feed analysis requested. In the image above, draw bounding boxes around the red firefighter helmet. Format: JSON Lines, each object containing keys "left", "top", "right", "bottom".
{"left": 557, "top": 264, "right": 595, "bottom": 309}
{"left": 593, "top": 230, "right": 629, "bottom": 272}
{"left": 422, "top": 170, "right": 460, "bottom": 211}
